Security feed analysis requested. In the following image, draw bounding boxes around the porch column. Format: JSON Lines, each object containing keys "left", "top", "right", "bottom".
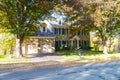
{"left": 71, "top": 40, "right": 73, "bottom": 46}
{"left": 77, "top": 40, "right": 79, "bottom": 49}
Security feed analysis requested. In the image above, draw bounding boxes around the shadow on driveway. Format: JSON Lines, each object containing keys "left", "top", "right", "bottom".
{"left": 25, "top": 53, "right": 61, "bottom": 58}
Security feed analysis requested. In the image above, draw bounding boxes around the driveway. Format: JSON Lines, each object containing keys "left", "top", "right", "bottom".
{"left": 0, "top": 53, "right": 68, "bottom": 65}
{"left": 0, "top": 61, "right": 120, "bottom": 80}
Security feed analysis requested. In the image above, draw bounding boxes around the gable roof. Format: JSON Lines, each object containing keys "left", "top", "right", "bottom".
{"left": 69, "top": 35, "right": 80, "bottom": 40}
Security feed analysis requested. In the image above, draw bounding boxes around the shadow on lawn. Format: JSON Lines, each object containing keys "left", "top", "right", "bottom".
{"left": 23, "top": 53, "right": 61, "bottom": 58}
{"left": 58, "top": 50, "right": 103, "bottom": 56}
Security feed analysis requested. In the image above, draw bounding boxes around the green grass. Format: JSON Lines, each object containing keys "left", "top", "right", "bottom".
{"left": 58, "top": 50, "right": 120, "bottom": 61}
{"left": 0, "top": 54, "right": 9, "bottom": 59}
{"left": 0, "top": 51, "right": 119, "bottom": 63}
{"left": 0, "top": 54, "right": 32, "bottom": 64}
{"left": 82, "top": 53, "right": 120, "bottom": 61}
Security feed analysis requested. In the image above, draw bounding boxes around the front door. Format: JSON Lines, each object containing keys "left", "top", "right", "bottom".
{"left": 73, "top": 39, "right": 77, "bottom": 48}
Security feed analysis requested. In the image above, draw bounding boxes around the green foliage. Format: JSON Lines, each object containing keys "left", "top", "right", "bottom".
{"left": 60, "top": 0, "right": 120, "bottom": 38}
{"left": 58, "top": 0, "right": 93, "bottom": 34}
{"left": 59, "top": 0, "right": 120, "bottom": 54}
{"left": 0, "top": 33, "right": 15, "bottom": 55}
{"left": 92, "top": 1, "right": 120, "bottom": 39}
{"left": 0, "top": 0, "right": 60, "bottom": 56}
{"left": 0, "top": 54, "right": 8, "bottom": 59}
{"left": 0, "top": 0, "right": 59, "bottom": 36}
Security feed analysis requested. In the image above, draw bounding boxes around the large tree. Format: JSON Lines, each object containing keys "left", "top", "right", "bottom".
{"left": 57, "top": 0, "right": 93, "bottom": 34}
{"left": 59, "top": 0, "right": 120, "bottom": 54}
{"left": 0, "top": 0, "right": 59, "bottom": 57}
{"left": 0, "top": 33, "right": 15, "bottom": 55}
{"left": 90, "top": 0, "right": 120, "bottom": 54}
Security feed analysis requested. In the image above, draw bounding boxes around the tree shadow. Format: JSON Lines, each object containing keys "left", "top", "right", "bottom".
{"left": 20, "top": 53, "right": 61, "bottom": 58}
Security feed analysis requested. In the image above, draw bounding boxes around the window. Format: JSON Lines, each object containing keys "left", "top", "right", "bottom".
{"left": 62, "top": 28, "right": 66, "bottom": 35}
{"left": 54, "top": 28, "right": 58, "bottom": 34}
{"left": 55, "top": 41, "right": 59, "bottom": 49}
{"left": 62, "top": 41, "right": 67, "bottom": 47}
{"left": 58, "top": 40, "right": 61, "bottom": 47}
{"left": 59, "top": 28, "right": 61, "bottom": 34}
{"left": 79, "top": 40, "right": 81, "bottom": 46}
{"left": 78, "top": 31, "right": 81, "bottom": 35}
{"left": 43, "top": 27, "right": 46, "bottom": 32}
{"left": 54, "top": 28, "right": 56, "bottom": 34}
{"left": 84, "top": 41, "right": 87, "bottom": 46}
{"left": 82, "top": 40, "right": 84, "bottom": 46}
{"left": 59, "top": 20, "right": 61, "bottom": 25}
{"left": 87, "top": 41, "right": 89, "bottom": 46}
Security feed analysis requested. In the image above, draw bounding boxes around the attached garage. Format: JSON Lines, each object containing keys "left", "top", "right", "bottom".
{"left": 23, "top": 29, "right": 55, "bottom": 54}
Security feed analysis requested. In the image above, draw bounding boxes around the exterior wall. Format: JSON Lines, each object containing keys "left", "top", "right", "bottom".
{"left": 23, "top": 37, "right": 55, "bottom": 54}
{"left": 23, "top": 38, "right": 38, "bottom": 54}
{"left": 77, "top": 30, "right": 90, "bottom": 47}
{"left": 52, "top": 26, "right": 90, "bottom": 49}
{"left": 38, "top": 38, "right": 55, "bottom": 53}
{"left": 53, "top": 26, "right": 68, "bottom": 49}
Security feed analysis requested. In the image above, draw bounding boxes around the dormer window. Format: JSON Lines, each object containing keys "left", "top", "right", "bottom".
{"left": 43, "top": 27, "right": 46, "bottom": 32}
{"left": 59, "top": 20, "right": 61, "bottom": 25}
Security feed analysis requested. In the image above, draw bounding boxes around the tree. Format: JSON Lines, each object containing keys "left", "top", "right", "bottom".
{"left": 0, "top": 33, "right": 15, "bottom": 56}
{"left": 57, "top": 0, "right": 93, "bottom": 34}
{"left": 0, "top": 9, "right": 9, "bottom": 32}
{"left": 0, "top": 0, "right": 59, "bottom": 57}
{"left": 59, "top": 0, "right": 120, "bottom": 54}
{"left": 91, "top": 0, "right": 120, "bottom": 54}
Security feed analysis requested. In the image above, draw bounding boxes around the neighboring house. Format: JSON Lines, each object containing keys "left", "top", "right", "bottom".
{"left": 23, "top": 20, "right": 90, "bottom": 54}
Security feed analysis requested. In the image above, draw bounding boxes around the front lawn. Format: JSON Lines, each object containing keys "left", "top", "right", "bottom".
{"left": 0, "top": 54, "right": 32, "bottom": 64}
{"left": 57, "top": 50, "right": 120, "bottom": 61}
{"left": 0, "top": 54, "right": 9, "bottom": 59}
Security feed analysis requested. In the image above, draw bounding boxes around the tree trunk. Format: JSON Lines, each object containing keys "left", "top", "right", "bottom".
{"left": 4, "top": 50, "right": 7, "bottom": 55}
{"left": 16, "top": 38, "right": 23, "bottom": 58}
{"left": 114, "top": 38, "right": 119, "bottom": 53}
{"left": 103, "top": 40, "right": 108, "bottom": 54}
{"left": 98, "top": 29, "right": 108, "bottom": 54}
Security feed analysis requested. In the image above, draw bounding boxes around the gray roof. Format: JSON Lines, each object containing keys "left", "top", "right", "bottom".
{"left": 50, "top": 23, "right": 61, "bottom": 27}
{"left": 32, "top": 29, "right": 55, "bottom": 37}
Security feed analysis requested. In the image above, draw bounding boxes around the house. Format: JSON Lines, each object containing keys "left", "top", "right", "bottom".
{"left": 23, "top": 20, "right": 90, "bottom": 54}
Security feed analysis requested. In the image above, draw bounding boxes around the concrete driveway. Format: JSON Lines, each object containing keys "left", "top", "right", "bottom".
{"left": 0, "top": 53, "right": 68, "bottom": 65}
{"left": 0, "top": 61, "right": 120, "bottom": 80}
